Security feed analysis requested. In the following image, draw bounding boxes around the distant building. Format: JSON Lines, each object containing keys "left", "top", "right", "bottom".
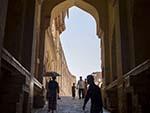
{"left": 92, "top": 72, "right": 103, "bottom": 87}
{"left": 43, "top": 12, "right": 76, "bottom": 96}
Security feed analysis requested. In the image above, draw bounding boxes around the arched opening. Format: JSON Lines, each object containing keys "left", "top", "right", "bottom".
{"left": 43, "top": 0, "right": 103, "bottom": 95}
{"left": 60, "top": 6, "right": 101, "bottom": 80}
{"left": 42, "top": 1, "right": 116, "bottom": 112}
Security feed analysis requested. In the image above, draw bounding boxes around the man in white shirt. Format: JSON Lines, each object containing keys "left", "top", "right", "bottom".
{"left": 77, "top": 76, "right": 85, "bottom": 99}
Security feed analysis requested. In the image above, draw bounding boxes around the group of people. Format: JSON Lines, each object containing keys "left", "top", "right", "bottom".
{"left": 72, "top": 76, "right": 88, "bottom": 99}
{"left": 47, "top": 74, "right": 103, "bottom": 113}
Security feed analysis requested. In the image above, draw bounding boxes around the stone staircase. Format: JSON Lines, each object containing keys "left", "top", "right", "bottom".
{"left": 0, "top": 72, "right": 25, "bottom": 113}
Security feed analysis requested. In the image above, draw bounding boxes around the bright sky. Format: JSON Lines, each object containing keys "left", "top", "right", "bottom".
{"left": 60, "top": 6, "right": 101, "bottom": 80}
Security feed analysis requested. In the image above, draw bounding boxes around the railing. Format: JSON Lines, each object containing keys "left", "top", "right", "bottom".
{"left": 123, "top": 59, "right": 150, "bottom": 79}
{"left": 106, "top": 59, "right": 150, "bottom": 90}
{"left": 2, "top": 48, "right": 31, "bottom": 77}
{"left": 33, "top": 77, "right": 42, "bottom": 89}
{"left": 2, "top": 48, "right": 42, "bottom": 89}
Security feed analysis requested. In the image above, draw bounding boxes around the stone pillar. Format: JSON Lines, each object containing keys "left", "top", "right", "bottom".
{"left": 114, "top": 0, "right": 123, "bottom": 78}
{"left": 29, "top": 0, "right": 42, "bottom": 112}
{"left": 38, "top": 2, "right": 50, "bottom": 82}
{"left": 115, "top": 2, "right": 124, "bottom": 113}
{"left": 119, "top": 0, "right": 134, "bottom": 74}
{"left": 0, "top": 0, "right": 8, "bottom": 79}
{"left": 100, "top": 0, "right": 111, "bottom": 86}
{"left": 126, "top": 0, "right": 135, "bottom": 68}
{"left": 102, "top": 33, "right": 111, "bottom": 85}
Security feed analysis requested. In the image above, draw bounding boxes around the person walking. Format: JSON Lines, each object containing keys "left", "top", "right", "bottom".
{"left": 77, "top": 76, "right": 85, "bottom": 99}
{"left": 84, "top": 79, "right": 88, "bottom": 97}
{"left": 83, "top": 75, "right": 103, "bottom": 113}
{"left": 72, "top": 83, "right": 76, "bottom": 99}
{"left": 48, "top": 76, "right": 59, "bottom": 113}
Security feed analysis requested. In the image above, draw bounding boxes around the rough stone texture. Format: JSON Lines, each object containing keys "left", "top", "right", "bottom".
{"left": 44, "top": 34, "right": 76, "bottom": 95}
{"left": 43, "top": 12, "right": 76, "bottom": 96}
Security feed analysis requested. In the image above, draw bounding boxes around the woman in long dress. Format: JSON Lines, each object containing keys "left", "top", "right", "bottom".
{"left": 48, "top": 76, "right": 59, "bottom": 113}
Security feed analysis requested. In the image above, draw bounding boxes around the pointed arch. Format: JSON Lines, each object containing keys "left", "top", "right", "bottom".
{"left": 50, "top": 0, "right": 102, "bottom": 37}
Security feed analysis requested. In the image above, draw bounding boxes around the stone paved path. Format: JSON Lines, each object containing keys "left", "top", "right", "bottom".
{"left": 34, "top": 96, "right": 110, "bottom": 113}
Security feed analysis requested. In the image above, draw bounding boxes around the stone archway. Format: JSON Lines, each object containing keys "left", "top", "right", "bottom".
{"left": 49, "top": 0, "right": 103, "bottom": 95}
{"left": 50, "top": 0, "right": 102, "bottom": 37}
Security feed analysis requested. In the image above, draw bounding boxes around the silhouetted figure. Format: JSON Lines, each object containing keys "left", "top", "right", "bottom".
{"left": 84, "top": 79, "right": 88, "bottom": 97}
{"left": 48, "top": 76, "right": 59, "bottom": 113}
{"left": 72, "top": 83, "right": 76, "bottom": 99}
{"left": 83, "top": 75, "right": 103, "bottom": 113}
{"left": 77, "top": 76, "right": 85, "bottom": 99}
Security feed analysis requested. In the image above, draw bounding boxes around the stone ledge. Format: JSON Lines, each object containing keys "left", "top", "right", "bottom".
{"left": 124, "top": 59, "right": 150, "bottom": 78}
{"left": 105, "top": 59, "right": 150, "bottom": 90}
{"left": 2, "top": 48, "right": 43, "bottom": 89}
{"left": 2, "top": 48, "right": 31, "bottom": 77}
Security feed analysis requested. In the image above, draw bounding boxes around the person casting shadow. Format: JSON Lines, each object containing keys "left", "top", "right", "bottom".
{"left": 72, "top": 83, "right": 76, "bottom": 99}
{"left": 48, "top": 76, "right": 59, "bottom": 113}
{"left": 83, "top": 75, "right": 103, "bottom": 113}
{"left": 77, "top": 76, "right": 85, "bottom": 99}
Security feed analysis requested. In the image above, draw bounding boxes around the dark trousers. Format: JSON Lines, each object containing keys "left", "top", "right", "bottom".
{"left": 90, "top": 107, "right": 103, "bottom": 113}
{"left": 78, "top": 88, "right": 84, "bottom": 99}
